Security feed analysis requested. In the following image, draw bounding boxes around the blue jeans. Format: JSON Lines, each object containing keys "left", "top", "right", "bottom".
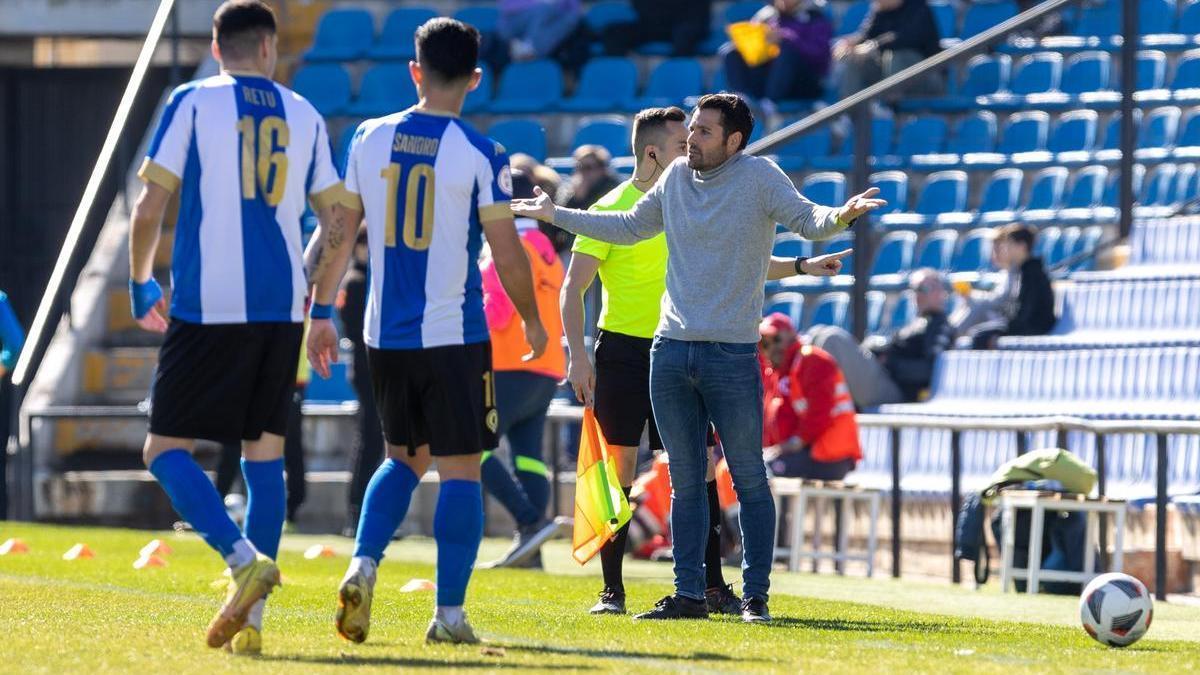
{"left": 649, "top": 337, "right": 774, "bottom": 602}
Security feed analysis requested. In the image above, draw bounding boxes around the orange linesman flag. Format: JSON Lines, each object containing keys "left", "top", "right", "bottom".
{"left": 572, "top": 408, "right": 632, "bottom": 565}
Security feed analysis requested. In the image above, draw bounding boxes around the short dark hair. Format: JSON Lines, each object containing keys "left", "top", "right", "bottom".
{"left": 999, "top": 223, "right": 1036, "bottom": 251}
{"left": 415, "top": 18, "right": 480, "bottom": 85}
{"left": 213, "top": 1, "right": 276, "bottom": 60}
{"left": 696, "top": 93, "right": 754, "bottom": 151}
{"left": 632, "top": 106, "right": 686, "bottom": 158}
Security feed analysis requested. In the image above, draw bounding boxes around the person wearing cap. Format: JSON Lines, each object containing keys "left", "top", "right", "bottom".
{"left": 758, "top": 313, "right": 860, "bottom": 481}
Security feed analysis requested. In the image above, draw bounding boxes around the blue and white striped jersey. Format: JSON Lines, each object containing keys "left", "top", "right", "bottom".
{"left": 138, "top": 73, "right": 344, "bottom": 324}
{"left": 343, "top": 109, "right": 512, "bottom": 350}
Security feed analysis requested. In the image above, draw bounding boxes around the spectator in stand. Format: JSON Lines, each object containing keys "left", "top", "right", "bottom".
{"left": 808, "top": 268, "right": 954, "bottom": 408}
{"left": 553, "top": 145, "right": 621, "bottom": 252}
{"left": 722, "top": 0, "right": 833, "bottom": 116}
{"left": 834, "top": 0, "right": 943, "bottom": 101}
{"left": 339, "top": 231, "right": 383, "bottom": 537}
{"left": 758, "top": 313, "right": 860, "bottom": 480}
{"left": 0, "top": 290, "right": 25, "bottom": 520}
{"left": 600, "top": 0, "right": 713, "bottom": 58}
{"left": 956, "top": 224, "right": 1056, "bottom": 349}
{"left": 498, "top": 0, "right": 583, "bottom": 62}
{"left": 478, "top": 170, "right": 569, "bottom": 569}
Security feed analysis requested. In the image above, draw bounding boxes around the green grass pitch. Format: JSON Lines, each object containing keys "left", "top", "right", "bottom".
{"left": 2, "top": 523, "right": 1198, "bottom": 673}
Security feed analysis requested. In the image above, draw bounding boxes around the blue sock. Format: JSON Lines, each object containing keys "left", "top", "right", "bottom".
{"left": 434, "top": 479, "right": 483, "bottom": 607}
{"left": 149, "top": 449, "right": 243, "bottom": 557}
{"left": 480, "top": 452, "right": 539, "bottom": 526}
{"left": 353, "top": 459, "right": 420, "bottom": 563}
{"left": 241, "top": 457, "right": 286, "bottom": 560}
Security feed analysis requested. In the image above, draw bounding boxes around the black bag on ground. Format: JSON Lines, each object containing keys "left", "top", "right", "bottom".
{"left": 988, "top": 505, "right": 1093, "bottom": 595}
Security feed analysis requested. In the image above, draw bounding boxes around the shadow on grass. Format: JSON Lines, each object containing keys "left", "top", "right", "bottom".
{"left": 763, "top": 616, "right": 972, "bottom": 635}
{"left": 256, "top": 654, "right": 586, "bottom": 670}
{"left": 499, "top": 642, "right": 753, "bottom": 664}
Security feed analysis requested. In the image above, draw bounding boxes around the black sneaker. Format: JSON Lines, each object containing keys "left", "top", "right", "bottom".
{"left": 705, "top": 584, "right": 743, "bottom": 616}
{"left": 589, "top": 587, "right": 626, "bottom": 615}
{"left": 741, "top": 596, "right": 771, "bottom": 624}
{"left": 633, "top": 595, "right": 709, "bottom": 620}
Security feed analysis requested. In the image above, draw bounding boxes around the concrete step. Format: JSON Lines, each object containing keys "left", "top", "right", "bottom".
{"left": 105, "top": 287, "right": 169, "bottom": 347}
{"left": 81, "top": 348, "right": 158, "bottom": 404}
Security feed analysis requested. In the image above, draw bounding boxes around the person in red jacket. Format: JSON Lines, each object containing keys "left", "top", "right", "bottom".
{"left": 758, "top": 313, "right": 861, "bottom": 480}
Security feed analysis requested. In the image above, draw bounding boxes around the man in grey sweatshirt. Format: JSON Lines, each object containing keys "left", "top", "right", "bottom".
{"left": 514, "top": 93, "right": 885, "bottom": 623}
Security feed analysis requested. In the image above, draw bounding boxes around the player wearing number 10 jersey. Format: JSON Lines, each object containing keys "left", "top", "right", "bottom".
{"left": 127, "top": 1, "right": 348, "bottom": 655}
{"left": 305, "top": 18, "right": 547, "bottom": 645}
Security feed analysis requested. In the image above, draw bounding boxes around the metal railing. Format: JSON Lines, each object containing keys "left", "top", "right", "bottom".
{"left": 746, "top": 0, "right": 1141, "bottom": 341}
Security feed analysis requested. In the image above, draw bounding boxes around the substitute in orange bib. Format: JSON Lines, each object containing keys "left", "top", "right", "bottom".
{"left": 758, "top": 313, "right": 860, "bottom": 481}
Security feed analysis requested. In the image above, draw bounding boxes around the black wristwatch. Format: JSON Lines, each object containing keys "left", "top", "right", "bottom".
{"left": 794, "top": 257, "right": 809, "bottom": 275}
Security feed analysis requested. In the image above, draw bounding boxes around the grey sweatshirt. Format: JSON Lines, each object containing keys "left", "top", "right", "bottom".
{"left": 553, "top": 152, "right": 848, "bottom": 343}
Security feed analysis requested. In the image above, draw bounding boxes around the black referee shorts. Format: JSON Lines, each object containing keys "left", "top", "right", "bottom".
{"left": 368, "top": 342, "right": 498, "bottom": 457}
{"left": 593, "top": 330, "right": 717, "bottom": 450}
{"left": 149, "top": 319, "right": 302, "bottom": 443}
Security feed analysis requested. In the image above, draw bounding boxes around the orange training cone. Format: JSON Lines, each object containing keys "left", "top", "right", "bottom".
{"left": 139, "top": 539, "right": 173, "bottom": 558}
{"left": 63, "top": 543, "right": 94, "bottom": 560}
{"left": 303, "top": 544, "right": 336, "bottom": 559}
{"left": 0, "top": 538, "right": 28, "bottom": 555}
{"left": 133, "top": 554, "right": 168, "bottom": 569}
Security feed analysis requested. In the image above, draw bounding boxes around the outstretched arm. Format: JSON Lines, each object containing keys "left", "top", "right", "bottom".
{"left": 513, "top": 186, "right": 665, "bottom": 245}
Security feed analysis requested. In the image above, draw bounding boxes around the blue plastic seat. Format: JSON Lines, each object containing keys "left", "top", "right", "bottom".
{"left": 922, "top": 54, "right": 1011, "bottom": 113}
{"left": 1010, "top": 52, "right": 1063, "bottom": 95}
{"left": 1059, "top": 165, "right": 1109, "bottom": 224}
{"left": 810, "top": 118, "right": 894, "bottom": 171}
{"left": 1062, "top": 51, "right": 1112, "bottom": 96}
{"left": 929, "top": 1, "right": 957, "bottom": 41}
{"left": 1034, "top": 226, "right": 1061, "bottom": 263}
{"left": 808, "top": 292, "right": 850, "bottom": 330}
{"left": 346, "top": 64, "right": 417, "bottom": 117}
{"left": 1134, "top": 107, "right": 1182, "bottom": 162}
{"left": 1047, "top": 110, "right": 1100, "bottom": 167}
{"left": 336, "top": 123, "right": 360, "bottom": 170}
{"left": 369, "top": 7, "right": 438, "bottom": 61}
{"left": 772, "top": 235, "right": 813, "bottom": 259}
{"left": 584, "top": 1, "right": 637, "bottom": 32}
{"left": 462, "top": 64, "right": 493, "bottom": 114}
{"left": 836, "top": 1, "right": 870, "bottom": 37}
{"left": 1093, "top": 109, "right": 1143, "bottom": 163}
{"left": 869, "top": 230, "right": 918, "bottom": 289}
{"left": 453, "top": 6, "right": 499, "bottom": 34}
{"left": 800, "top": 172, "right": 846, "bottom": 207}
{"left": 491, "top": 60, "right": 563, "bottom": 114}
{"left": 1073, "top": 0, "right": 1120, "bottom": 38}
{"left": 1174, "top": 108, "right": 1200, "bottom": 157}
{"left": 1172, "top": 50, "right": 1200, "bottom": 100}
{"left": 724, "top": 0, "right": 764, "bottom": 23}
{"left": 880, "top": 170, "right": 967, "bottom": 229}
{"left": 291, "top": 64, "right": 351, "bottom": 116}
{"left": 572, "top": 117, "right": 631, "bottom": 159}
{"left": 1140, "top": 0, "right": 1180, "bottom": 35}
{"left": 763, "top": 292, "right": 805, "bottom": 327}
{"left": 975, "top": 168, "right": 1024, "bottom": 225}
{"left": 1070, "top": 225, "right": 1105, "bottom": 271}
{"left": 952, "top": 228, "right": 998, "bottom": 273}
{"left": 305, "top": 8, "right": 374, "bottom": 62}
{"left": 888, "top": 291, "right": 916, "bottom": 334}
{"left": 488, "top": 119, "right": 547, "bottom": 162}
{"left": 561, "top": 58, "right": 638, "bottom": 112}
{"left": 626, "top": 58, "right": 704, "bottom": 111}
{"left": 950, "top": 112, "right": 999, "bottom": 154}
{"left": 1137, "top": 50, "right": 1169, "bottom": 90}
{"left": 894, "top": 116, "right": 949, "bottom": 157}
{"left": 964, "top": 111, "right": 1047, "bottom": 169}
{"left": 916, "top": 229, "right": 959, "bottom": 271}
{"left": 1182, "top": 0, "right": 1200, "bottom": 35}
{"left": 1020, "top": 166, "right": 1069, "bottom": 224}
{"left": 773, "top": 127, "right": 833, "bottom": 171}
{"left": 960, "top": 1, "right": 1017, "bottom": 40}
{"left": 868, "top": 170, "right": 908, "bottom": 216}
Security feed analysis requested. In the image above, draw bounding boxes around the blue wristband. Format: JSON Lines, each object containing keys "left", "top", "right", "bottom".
{"left": 129, "top": 278, "right": 163, "bottom": 319}
{"left": 310, "top": 302, "right": 334, "bottom": 320}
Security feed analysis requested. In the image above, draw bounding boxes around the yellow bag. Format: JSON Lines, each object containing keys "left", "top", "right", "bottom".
{"left": 727, "top": 21, "right": 780, "bottom": 68}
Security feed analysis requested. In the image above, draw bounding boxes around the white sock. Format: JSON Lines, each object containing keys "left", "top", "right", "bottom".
{"left": 345, "top": 555, "right": 378, "bottom": 584}
{"left": 224, "top": 538, "right": 257, "bottom": 570}
{"left": 247, "top": 598, "right": 265, "bottom": 631}
{"left": 436, "top": 605, "right": 464, "bottom": 626}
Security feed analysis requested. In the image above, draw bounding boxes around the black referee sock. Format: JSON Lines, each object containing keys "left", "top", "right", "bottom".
{"left": 599, "top": 486, "right": 633, "bottom": 593}
{"left": 705, "top": 479, "right": 727, "bottom": 591}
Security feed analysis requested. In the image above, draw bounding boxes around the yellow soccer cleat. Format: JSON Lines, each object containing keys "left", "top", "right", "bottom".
{"left": 205, "top": 554, "right": 281, "bottom": 649}
{"left": 335, "top": 568, "right": 375, "bottom": 643}
{"left": 225, "top": 625, "right": 262, "bottom": 656}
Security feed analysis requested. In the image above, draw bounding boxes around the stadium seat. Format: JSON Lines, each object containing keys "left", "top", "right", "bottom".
{"left": 1092, "top": 109, "right": 1143, "bottom": 163}
{"left": 1134, "top": 106, "right": 1182, "bottom": 162}
{"left": 1171, "top": 50, "right": 1200, "bottom": 104}
{"left": 1047, "top": 109, "right": 1100, "bottom": 167}
{"left": 369, "top": 7, "right": 438, "bottom": 61}
{"left": 490, "top": 60, "right": 563, "bottom": 114}
{"left": 960, "top": 1, "right": 1017, "bottom": 40}
{"left": 462, "top": 64, "right": 493, "bottom": 114}
{"left": 1058, "top": 165, "right": 1110, "bottom": 224}
{"left": 1034, "top": 225, "right": 1061, "bottom": 262}
{"left": 929, "top": 1, "right": 957, "bottom": 42}
{"left": 1139, "top": 0, "right": 1180, "bottom": 36}
{"left": 808, "top": 292, "right": 849, "bottom": 330}
{"left": 625, "top": 58, "right": 704, "bottom": 111}
{"left": 488, "top": 119, "right": 547, "bottom": 162}
{"left": 1182, "top": 0, "right": 1200, "bottom": 36}
{"left": 1061, "top": 50, "right": 1112, "bottom": 97}
{"left": 836, "top": 0, "right": 870, "bottom": 37}
{"left": 916, "top": 229, "right": 959, "bottom": 271}
{"left": 810, "top": 118, "right": 894, "bottom": 170}
{"left": 921, "top": 54, "right": 1011, "bottom": 112}
{"left": 867, "top": 170, "right": 907, "bottom": 216}
{"left": 1172, "top": 163, "right": 1198, "bottom": 203}
{"left": 584, "top": 0, "right": 637, "bottom": 32}
{"left": 1173, "top": 107, "right": 1200, "bottom": 157}
{"left": 1004, "top": 52, "right": 1062, "bottom": 95}
{"left": 560, "top": 58, "right": 638, "bottom": 112}
{"left": 724, "top": 0, "right": 764, "bottom": 23}
{"left": 453, "top": 6, "right": 499, "bottom": 35}
{"left": 1136, "top": 163, "right": 1180, "bottom": 217}
{"left": 1132, "top": 50, "right": 1169, "bottom": 103}
{"left": 800, "top": 172, "right": 846, "bottom": 207}
{"left": 346, "top": 64, "right": 417, "bottom": 118}
{"left": 964, "top": 111, "right": 1048, "bottom": 170}
{"left": 772, "top": 234, "right": 813, "bottom": 259}
{"left": 571, "top": 117, "right": 631, "bottom": 159}
{"left": 1020, "top": 166, "right": 1069, "bottom": 224}
{"left": 913, "top": 112, "right": 998, "bottom": 170}
{"left": 868, "top": 230, "right": 918, "bottom": 289}
{"left": 763, "top": 291, "right": 805, "bottom": 327}
{"left": 1070, "top": 225, "right": 1105, "bottom": 271}
{"left": 968, "top": 168, "right": 1024, "bottom": 226}
{"left": 772, "top": 127, "right": 833, "bottom": 171}
{"left": 305, "top": 8, "right": 374, "bottom": 61}
{"left": 336, "top": 123, "right": 360, "bottom": 169}
{"left": 952, "top": 228, "right": 997, "bottom": 274}
{"left": 291, "top": 64, "right": 351, "bottom": 116}
{"left": 880, "top": 116, "right": 948, "bottom": 167}
{"left": 887, "top": 290, "right": 917, "bottom": 335}
{"left": 1072, "top": 0, "right": 1120, "bottom": 38}
{"left": 880, "top": 170, "right": 967, "bottom": 229}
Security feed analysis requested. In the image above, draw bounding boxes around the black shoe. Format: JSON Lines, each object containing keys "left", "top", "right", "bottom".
{"left": 705, "top": 584, "right": 743, "bottom": 616}
{"left": 741, "top": 596, "right": 771, "bottom": 624}
{"left": 589, "top": 587, "right": 626, "bottom": 615}
{"left": 633, "top": 595, "right": 709, "bottom": 620}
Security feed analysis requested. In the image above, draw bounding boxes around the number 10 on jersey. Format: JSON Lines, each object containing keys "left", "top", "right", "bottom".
{"left": 381, "top": 162, "right": 436, "bottom": 251}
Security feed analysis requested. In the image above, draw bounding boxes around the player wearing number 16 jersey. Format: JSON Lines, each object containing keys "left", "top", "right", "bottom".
{"left": 305, "top": 18, "right": 547, "bottom": 645}
{"left": 126, "top": 0, "right": 349, "bottom": 654}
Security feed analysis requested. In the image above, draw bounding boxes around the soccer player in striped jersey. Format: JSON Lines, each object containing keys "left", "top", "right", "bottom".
{"left": 127, "top": 0, "right": 349, "bottom": 654}
{"left": 306, "top": 18, "right": 547, "bottom": 645}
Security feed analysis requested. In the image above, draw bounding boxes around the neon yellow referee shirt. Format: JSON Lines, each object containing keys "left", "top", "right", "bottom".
{"left": 571, "top": 180, "right": 667, "bottom": 339}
